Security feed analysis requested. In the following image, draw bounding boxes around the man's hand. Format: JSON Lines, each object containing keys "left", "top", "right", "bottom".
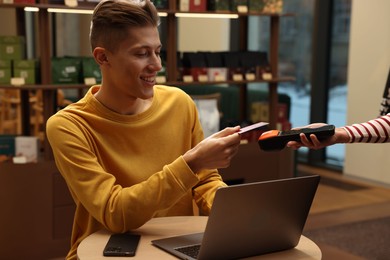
{"left": 183, "top": 126, "right": 241, "bottom": 173}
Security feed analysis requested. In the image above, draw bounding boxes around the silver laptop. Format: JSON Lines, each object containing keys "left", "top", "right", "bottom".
{"left": 152, "top": 175, "right": 320, "bottom": 260}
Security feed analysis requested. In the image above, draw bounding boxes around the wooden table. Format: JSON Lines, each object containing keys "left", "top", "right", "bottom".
{"left": 77, "top": 216, "right": 321, "bottom": 260}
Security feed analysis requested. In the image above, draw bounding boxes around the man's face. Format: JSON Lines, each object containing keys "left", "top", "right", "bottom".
{"left": 104, "top": 26, "right": 162, "bottom": 100}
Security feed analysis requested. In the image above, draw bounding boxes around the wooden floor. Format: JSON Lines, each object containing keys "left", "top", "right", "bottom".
{"left": 300, "top": 164, "right": 390, "bottom": 260}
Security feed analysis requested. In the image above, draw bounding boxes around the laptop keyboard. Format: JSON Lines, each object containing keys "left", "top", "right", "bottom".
{"left": 174, "top": 244, "right": 201, "bottom": 259}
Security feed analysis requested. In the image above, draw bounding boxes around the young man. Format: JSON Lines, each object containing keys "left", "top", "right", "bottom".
{"left": 46, "top": 0, "right": 241, "bottom": 259}
{"left": 286, "top": 113, "right": 390, "bottom": 150}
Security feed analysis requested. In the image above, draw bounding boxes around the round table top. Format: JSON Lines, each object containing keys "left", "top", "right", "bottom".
{"left": 77, "top": 216, "right": 321, "bottom": 260}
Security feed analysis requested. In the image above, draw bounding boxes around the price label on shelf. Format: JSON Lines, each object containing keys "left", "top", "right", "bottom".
{"left": 84, "top": 77, "right": 97, "bottom": 85}
{"left": 233, "top": 74, "right": 243, "bottom": 81}
{"left": 245, "top": 73, "right": 256, "bottom": 81}
{"left": 156, "top": 76, "right": 166, "bottom": 84}
{"left": 198, "top": 75, "right": 209, "bottom": 82}
{"left": 183, "top": 75, "right": 194, "bottom": 83}
{"left": 65, "top": 0, "right": 78, "bottom": 7}
{"left": 11, "top": 77, "right": 25, "bottom": 86}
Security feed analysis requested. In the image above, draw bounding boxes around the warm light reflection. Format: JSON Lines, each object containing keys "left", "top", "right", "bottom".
{"left": 175, "top": 13, "right": 239, "bottom": 19}
{"left": 24, "top": 7, "right": 167, "bottom": 16}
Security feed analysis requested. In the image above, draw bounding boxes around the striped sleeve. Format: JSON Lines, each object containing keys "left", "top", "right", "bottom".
{"left": 342, "top": 113, "right": 390, "bottom": 143}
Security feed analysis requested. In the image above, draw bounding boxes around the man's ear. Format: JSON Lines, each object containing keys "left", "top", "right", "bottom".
{"left": 93, "top": 47, "right": 108, "bottom": 65}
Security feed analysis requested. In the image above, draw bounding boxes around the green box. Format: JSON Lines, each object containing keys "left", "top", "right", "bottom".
{"left": 231, "top": 0, "right": 248, "bottom": 12}
{"left": 0, "top": 59, "right": 11, "bottom": 84}
{"left": 248, "top": 0, "right": 265, "bottom": 12}
{"left": 0, "top": 36, "right": 25, "bottom": 60}
{"left": 81, "top": 57, "right": 102, "bottom": 84}
{"left": 215, "top": 0, "right": 230, "bottom": 11}
{"left": 13, "top": 59, "right": 39, "bottom": 85}
{"left": 51, "top": 57, "right": 82, "bottom": 84}
{"left": 0, "top": 135, "right": 16, "bottom": 157}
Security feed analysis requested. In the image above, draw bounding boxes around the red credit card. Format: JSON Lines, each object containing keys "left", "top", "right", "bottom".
{"left": 238, "top": 122, "right": 269, "bottom": 135}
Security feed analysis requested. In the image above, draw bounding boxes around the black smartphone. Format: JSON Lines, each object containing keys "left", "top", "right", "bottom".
{"left": 103, "top": 233, "right": 141, "bottom": 257}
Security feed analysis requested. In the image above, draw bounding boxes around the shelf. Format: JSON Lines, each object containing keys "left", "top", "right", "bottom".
{"left": 1, "top": 0, "right": 292, "bottom": 153}
{"left": 166, "top": 77, "right": 295, "bottom": 87}
{"left": 0, "top": 3, "right": 293, "bottom": 18}
{"left": 0, "top": 77, "right": 295, "bottom": 90}
{"left": 0, "top": 84, "right": 91, "bottom": 90}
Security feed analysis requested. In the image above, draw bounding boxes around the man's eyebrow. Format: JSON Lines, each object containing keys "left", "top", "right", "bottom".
{"left": 136, "top": 43, "right": 162, "bottom": 49}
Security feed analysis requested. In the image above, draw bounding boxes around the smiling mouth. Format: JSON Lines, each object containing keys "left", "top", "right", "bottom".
{"left": 141, "top": 76, "right": 155, "bottom": 83}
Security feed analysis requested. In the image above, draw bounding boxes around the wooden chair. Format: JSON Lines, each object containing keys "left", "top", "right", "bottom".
{"left": 190, "top": 93, "right": 223, "bottom": 137}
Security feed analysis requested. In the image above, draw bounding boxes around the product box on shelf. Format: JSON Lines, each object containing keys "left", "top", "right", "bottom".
{"left": 251, "top": 101, "right": 288, "bottom": 123}
{"left": 240, "top": 51, "right": 271, "bottom": 80}
{"left": 179, "top": 0, "right": 190, "bottom": 11}
{"left": 222, "top": 51, "right": 244, "bottom": 81}
{"left": 81, "top": 56, "right": 102, "bottom": 84}
{"left": 0, "top": 59, "right": 11, "bottom": 84}
{"left": 203, "top": 52, "right": 228, "bottom": 82}
{"left": 212, "top": 0, "right": 231, "bottom": 11}
{"left": 248, "top": 0, "right": 265, "bottom": 12}
{"left": 12, "top": 59, "right": 40, "bottom": 85}
{"left": 263, "top": 0, "right": 283, "bottom": 13}
{"left": 181, "top": 52, "right": 208, "bottom": 82}
{"left": 0, "top": 36, "right": 25, "bottom": 61}
{"left": 251, "top": 101, "right": 269, "bottom": 123}
{"left": 51, "top": 57, "right": 82, "bottom": 84}
{"left": 189, "top": 0, "right": 206, "bottom": 11}
{"left": 13, "top": 0, "right": 36, "bottom": 3}
{"left": 0, "top": 135, "right": 16, "bottom": 159}
{"left": 15, "top": 136, "right": 39, "bottom": 163}
{"left": 153, "top": 0, "right": 168, "bottom": 9}
{"left": 231, "top": 0, "right": 248, "bottom": 12}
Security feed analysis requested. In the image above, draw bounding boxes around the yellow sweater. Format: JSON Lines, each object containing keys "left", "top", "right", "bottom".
{"left": 46, "top": 85, "right": 226, "bottom": 259}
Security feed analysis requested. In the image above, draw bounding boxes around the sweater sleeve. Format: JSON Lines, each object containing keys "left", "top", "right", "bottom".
{"left": 46, "top": 114, "right": 200, "bottom": 232}
{"left": 342, "top": 113, "right": 390, "bottom": 143}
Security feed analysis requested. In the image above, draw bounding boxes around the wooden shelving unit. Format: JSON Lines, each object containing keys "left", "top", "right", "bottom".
{"left": 0, "top": 2, "right": 295, "bottom": 258}
{"left": 1, "top": 1, "right": 294, "bottom": 143}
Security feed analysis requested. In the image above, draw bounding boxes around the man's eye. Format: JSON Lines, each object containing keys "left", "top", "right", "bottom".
{"left": 137, "top": 52, "right": 148, "bottom": 57}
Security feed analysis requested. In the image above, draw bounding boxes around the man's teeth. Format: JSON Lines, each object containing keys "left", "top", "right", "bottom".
{"left": 142, "top": 77, "right": 155, "bottom": 82}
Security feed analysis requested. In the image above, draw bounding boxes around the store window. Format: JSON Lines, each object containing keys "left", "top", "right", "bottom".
{"left": 326, "top": 0, "right": 351, "bottom": 167}
{"left": 248, "top": 0, "right": 351, "bottom": 169}
{"left": 248, "top": 0, "right": 315, "bottom": 161}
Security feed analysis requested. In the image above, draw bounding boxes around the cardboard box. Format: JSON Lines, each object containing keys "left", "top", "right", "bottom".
{"left": 51, "top": 57, "right": 82, "bottom": 84}
{"left": 0, "top": 36, "right": 25, "bottom": 60}
{"left": 0, "top": 59, "right": 11, "bottom": 84}
{"left": 15, "top": 136, "right": 39, "bottom": 163}
{"left": 12, "top": 59, "right": 39, "bottom": 84}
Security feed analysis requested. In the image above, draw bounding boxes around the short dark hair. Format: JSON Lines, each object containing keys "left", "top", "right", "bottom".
{"left": 90, "top": 0, "right": 160, "bottom": 53}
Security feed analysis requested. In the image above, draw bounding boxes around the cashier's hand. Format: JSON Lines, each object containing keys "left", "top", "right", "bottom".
{"left": 286, "top": 123, "right": 349, "bottom": 150}
{"left": 183, "top": 126, "right": 241, "bottom": 173}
